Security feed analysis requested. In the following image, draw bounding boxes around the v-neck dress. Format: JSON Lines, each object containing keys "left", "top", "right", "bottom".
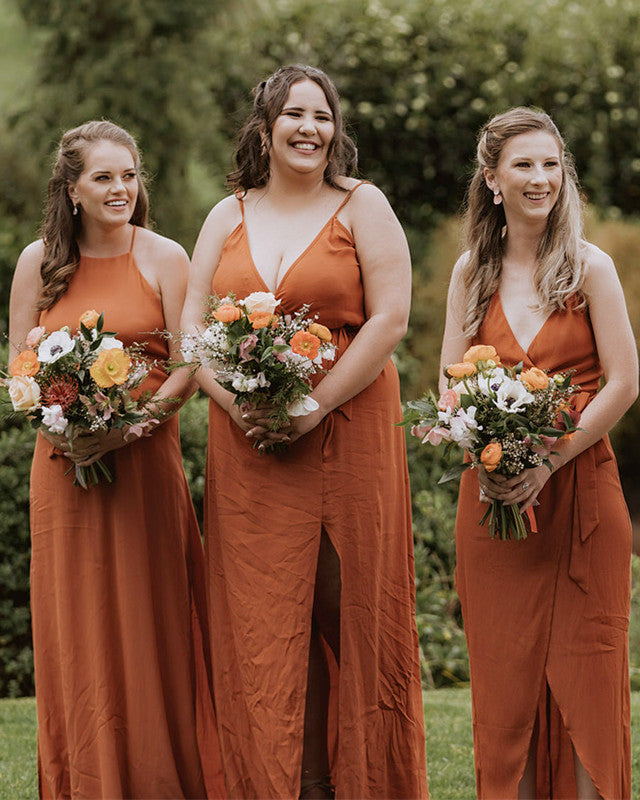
{"left": 204, "top": 185, "right": 428, "bottom": 799}
{"left": 455, "top": 293, "right": 631, "bottom": 799}
{"left": 30, "top": 227, "right": 225, "bottom": 799}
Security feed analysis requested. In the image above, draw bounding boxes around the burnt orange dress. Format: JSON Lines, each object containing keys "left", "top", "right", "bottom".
{"left": 31, "top": 227, "right": 225, "bottom": 799}
{"left": 455, "top": 293, "right": 632, "bottom": 799}
{"left": 205, "top": 185, "right": 428, "bottom": 799}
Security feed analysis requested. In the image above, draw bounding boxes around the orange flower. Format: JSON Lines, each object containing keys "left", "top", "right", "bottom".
{"left": 446, "top": 361, "right": 477, "bottom": 379}
{"left": 213, "top": 304, "right": 242, "bottom": 323}
{"left": 463, "top": 344, "right": 500, "bottom": 364}
{"left": 521, "top": 367, "right": 549, "bottom": 391}
{"left": 248, "top": 311, "right": 277, "bottom": 329}
{"left": 290, "top": 330, "right": 321, "bottom": 360}
{"left": 79, "top": 309, "right": 100, "bottom": 329}
{"left": 9, "top": 350, "right": 40, "bottom": 377}
{"left": 480, "top": 442, "right": 502, "bottom": 472}
{"left": 307, "top": 322, "right": 332, "bottom": 343}
{"left": 90, "top": 348, "right": 131, "bottom": 387}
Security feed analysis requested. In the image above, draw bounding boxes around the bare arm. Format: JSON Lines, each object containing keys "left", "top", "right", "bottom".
{"left": 438, "top": 253, "right": 472, "bottom": 394}
{"left": 8, "top": 240, "right": 45, "bottom": 359}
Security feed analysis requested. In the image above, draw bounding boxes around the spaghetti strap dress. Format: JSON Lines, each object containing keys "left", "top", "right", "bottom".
{"left": 30, "top": 226, "right": 226, "bottom": 799}
{"left": 455, "top": 293, "right": 632, "bottom": 799}
{"left": 205, "top": 184, "right": 428, "bottom": 799}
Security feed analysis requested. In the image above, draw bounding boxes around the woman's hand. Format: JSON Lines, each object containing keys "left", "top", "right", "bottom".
{"left": 226, "top": 402, "right": 292, "bottom": 449}
{"left": 478, "top": 463, "right": 552, "bottom": 513}
{"left": 64, "top": 428, "right": 129, "bottom": 466}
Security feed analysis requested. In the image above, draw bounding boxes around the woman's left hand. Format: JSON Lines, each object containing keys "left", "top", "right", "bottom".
{"left": 66, "top": 428, "right": 129, "bottom": 466}
{"left": 478, "top": 463, "right": 552, "bottom": 513}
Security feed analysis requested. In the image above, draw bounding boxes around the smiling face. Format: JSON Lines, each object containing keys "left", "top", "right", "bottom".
{"left": 267, "top": 79, "right": 336, "bottom": 177}
{"left": 484, "top": 130, "right": 563, "bottom": 225}
{"left": 68, "top": 140, "right": 139, "bottom": 227}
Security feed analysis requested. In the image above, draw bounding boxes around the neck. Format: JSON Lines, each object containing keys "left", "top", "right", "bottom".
{"left": 501, "top": 214, "right": 547, "bottom": 271}
{"left": 263, "top": 168, "right": 327, "bottom": 206}
{"left": 76, "top": 221, "right": 134, "bottom": 255}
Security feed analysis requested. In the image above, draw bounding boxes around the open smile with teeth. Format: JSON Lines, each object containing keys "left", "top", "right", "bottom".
{"left": 106, "top": 200, "right": 128, "bottom": 207}
{"left": 291, "top": 142, "right": 319, "bottom": 151}
{"left": 524, "top": 192, "right": 549, "bottom": 200}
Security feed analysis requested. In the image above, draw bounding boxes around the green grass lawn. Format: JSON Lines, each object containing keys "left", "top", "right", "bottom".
{"left": 1, "top": 689, "right": 638, "bottom": 799}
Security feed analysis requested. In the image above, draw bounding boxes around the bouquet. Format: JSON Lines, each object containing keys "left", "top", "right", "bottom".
{"left": 3, "top": 311, "right": 157, "bottom": 488}
{"left": 180, "top": 291, "right": 336, "bottom": 436}
{"left": 403, "top": 344, "right": 582, "bottom": 540}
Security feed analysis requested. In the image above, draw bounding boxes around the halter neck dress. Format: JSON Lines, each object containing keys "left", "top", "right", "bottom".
{"left": 31, "top": 226, "right": 225, "bottom": 799}
{"left": 205, "top": 184, "right": 428, "bottom": 799}
{"left": 455, "top": 293, "right": 631, "bottom": 799}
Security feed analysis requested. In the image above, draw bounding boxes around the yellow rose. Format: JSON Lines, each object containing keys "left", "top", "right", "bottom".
{"left": 8, "top": 376, "right": 41, "bottom": 411}
{"left": 521, "top": 367, "right": 549, "bottom": 391}
{"left": 307, "top": 322, "right": 332, "bottom": 343}
{"left": 463, "top": 344, "right": 500, "bottom": 365}
{"left": 90, "top": 348, "right": 131, "bottom": 387}
{"left": 446, "top": 362, "right": 477, "bottom": 379}
{"left": 79, "top": 309, "right": 100, "bottom": 329}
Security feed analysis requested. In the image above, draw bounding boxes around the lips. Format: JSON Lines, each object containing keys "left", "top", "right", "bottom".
{"left": 524, "top": 192, "right": 549, "bottom": 200}
{"left": 106, "top": 200, "right": 128, "bottom": 207}
{"left": 290, "top": 141, "right": 319, "bottom": 151}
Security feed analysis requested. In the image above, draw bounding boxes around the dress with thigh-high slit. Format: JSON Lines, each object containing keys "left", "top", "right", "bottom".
{"left": 31, "top": 226, "right": 225, "bottom": 799}
{"left": 455, "top": 292, "right": 632, "bottom": 800}
{"left": 205, "top": 183, "right": 428, "bottom": 799}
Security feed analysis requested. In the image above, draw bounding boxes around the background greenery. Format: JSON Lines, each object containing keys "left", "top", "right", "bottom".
{"left": 0, "top": 0, "right": 639, "bottom": 698}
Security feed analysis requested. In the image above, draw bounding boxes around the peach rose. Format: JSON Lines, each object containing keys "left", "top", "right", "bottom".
{"left": 8, "top": 376, "right": 41, "bottom": 411}
{"left": 10, "top": 350, "right": 40, "bottom": 378}
{"left": 307, "top": 322, "right": 332, "bottom": 343}
{"left": 446, "top": 362, "right": 477, "bottom": 379}
{"left": 248, "top": 311, "right": 277, "bottom": 330}
{"left": 463, "top": 344, "right": 500, "bottom": 364}
{"left": 480, "top": 442, "right": 502, "bottom": 472}
{"left": 25, "top": 326, "right": 46, "bottom": 348}
{"left": 520, "top": 367, "right": 549, "bottom": 391}
{"left": 90, "top": 348, "right": 131, "bottom": 387}
{"left": 79, "top": 309, "right": 100, "bottom": 329}
{"left": 437, "top": 389, "right": 459, "bottom": 411}
{"left": 213, "top": 304, "right": 242, "bottom": 323}
{"left": 290, "top": 330, "right": 321, "bottom": 361}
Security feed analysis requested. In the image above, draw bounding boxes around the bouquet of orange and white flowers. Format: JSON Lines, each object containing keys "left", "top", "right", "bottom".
{"left": 403, "top": 344, "right": 581, "bottom": 540}
{"left": 3, "top": 310, "right": 157, "bottom": 488}
{"left": 180, "top": 291, "right": 336, "bottom": 433}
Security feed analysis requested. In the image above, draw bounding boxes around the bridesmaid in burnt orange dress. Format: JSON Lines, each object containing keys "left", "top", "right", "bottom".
{"left": 181, "top": 66, "right": 428, "bottom": 799}
{"left": 440, "top": 108, "right": 638, "bottom": 799}
{"left": 9, "top": 121, "right": 225, "bottom": 799}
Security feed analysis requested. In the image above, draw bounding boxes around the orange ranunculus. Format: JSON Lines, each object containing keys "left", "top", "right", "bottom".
{"left": 463, "top": 344, "right": 500, "bottom": 364}
{"left": 248, "top": 311, "right": 277, "bottom": 330}
{"left": 307, "top": 322, "right": 332, "bottom": 342}
{"left": 446, "top": 361, "right": 477, "bottom": 379}
{"left": 521, "top": 367, "right": 549, "bottom": 391}
{"left": 213, "top": 304, "right": 242, "bottom": 323}
{"left": 90, "top": 348, "right": 131, "bottom": 387}
{"left": 480, "top": 442, "right": 502, "bottom": 472}
{"left": 9, "top": 350, "right": 40, "bottom": 377}
{"left": 79, "top": 309, "right": 100, "bottom": 329}
{"left": 290, "top": 330, "right": 321, "bottom": 360}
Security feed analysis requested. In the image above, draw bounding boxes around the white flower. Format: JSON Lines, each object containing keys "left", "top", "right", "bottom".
{"left": 241, "top": 291, "right": 281, "bottom": 315}
{"left": 494, "top": 378, "right": 535, "bottom": 413}
{"left": 96, "top": 336, "right": 124, "bottom": 353}
{"left": 321, "top": 344, "right": 336, "bottom": 362}
{"left": 288, "top": 395, "right": 320, "bottom": 417}
{"left": 230, "top": 371, "right": 269, "bottom": 392}
{"left": 448, "top": 406, "right": 481, "bottom": 448}
{"left": 41, "top": 404, "right": 68, "bottom": 434}
{"left": 180, "top": 334, "right": 198, "bottom": 363}
{"left": 38, "top": 330, "right": 75, "bottom": 363}
{"left": 477, "top": 367, "right": 507, "bottom": 396}
{"left": 8, "top": 376, "right": 41, "bottom": 411}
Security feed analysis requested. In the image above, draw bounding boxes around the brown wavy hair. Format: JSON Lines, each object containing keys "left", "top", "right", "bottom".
{"left": 38, "top": 120, "right": 150, "bottom": 310}
{"left": 462, "top": 107, "right": 585, "bottom": 337}
{"left": 227, "top": 64, "right": 357, "bottom": 193}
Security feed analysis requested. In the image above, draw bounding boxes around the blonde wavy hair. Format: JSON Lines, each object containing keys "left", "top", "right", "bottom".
{"left": 461, "top": 107, "right": 585, "bottom": 338}
{"left": 38, "top": 121, "right": 149, "bottom": 310}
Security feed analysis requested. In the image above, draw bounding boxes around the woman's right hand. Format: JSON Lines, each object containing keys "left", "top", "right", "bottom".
{"left": 227, "top": 401, "right": 291, "bottom": 449}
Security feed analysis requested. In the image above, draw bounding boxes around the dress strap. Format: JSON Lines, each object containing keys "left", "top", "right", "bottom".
{"left": 128, "top": 224, "right": 137, "bottom": 253}
{"left": 333, "top": 179, "right": 368, "bottom": 217}
{"left": 235, "top": 191, "right": 246, "bottom": 221}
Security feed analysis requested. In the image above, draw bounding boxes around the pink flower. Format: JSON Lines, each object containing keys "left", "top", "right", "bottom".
{"left": 25, "top": 326, "right": 46, "bottom": 348}
{"left": 532, "top": 434, "right": 558, "bottom": 456}
{"left": 438, "top": 389, "right": 459, "bottom": 411}
{"left": 425, "top": 426, "right": 450, "bottom": 446}
{"left": 123, "top": 418, "right": 159, "bottom": 442}
{"left": 239, "top": 334, "right": 258, "bottom": 362}
{"left": 411, "top": 424, "right": 431, "bottom": 439}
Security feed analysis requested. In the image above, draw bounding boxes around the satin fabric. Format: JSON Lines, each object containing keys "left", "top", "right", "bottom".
{"left": 455, "top": 293, "right": 632, "bottom": 799}
{"left": 204, "top": 186, "right": 428, "bottom": 799}
{"left": 31, "top": 228, "right": 225, "bottom": 799}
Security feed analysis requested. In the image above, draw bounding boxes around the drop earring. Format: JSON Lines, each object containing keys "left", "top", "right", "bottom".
{"left": 493, "top": 188, "right": 502, "bottom": 206}
{"left": 72, "top": 203, "right": 79, "bottom": 215}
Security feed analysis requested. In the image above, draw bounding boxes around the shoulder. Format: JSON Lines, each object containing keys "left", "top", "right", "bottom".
{"left": 200, "top": 193, "right": 242, "bottom": 236}
{"left": 15, "top": 239, "right": 45, "bottom": 277}
{"left": 134, "top": 226, "right": 189, "bottom": 272}
{"left": 580, "top": 240, "right": 619, "bottom": 296}
{"left": 339, "top": 178, "right": 389, "bottom": 209}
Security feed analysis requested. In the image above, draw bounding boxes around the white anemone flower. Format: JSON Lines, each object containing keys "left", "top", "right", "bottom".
{"left": 38, "top": 330, "right": 75, "bottom": 363}
{"left": 494, "top": 378, "right": 535, "bottom": 413}
{"left": 96, "top": 337, "right": 124, "bottom": 353}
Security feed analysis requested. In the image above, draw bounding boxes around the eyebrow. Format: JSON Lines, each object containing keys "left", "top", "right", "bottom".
{"left": 89, "top": 167, "right": 136, "bottom": 175}
{"left": 282, "top": 105, "right": 333, "bottom": 116}
{"left": 509, "top": 154, "right": 560, "bottom": 161}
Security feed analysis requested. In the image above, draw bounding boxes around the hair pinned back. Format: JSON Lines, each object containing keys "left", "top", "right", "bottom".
{"left": 227, "top": 64, "right": 357, "bottom": 193}
{"left": 462, "top": 107, "right": 585, "bottom": 338}
{"left": 38, "top": 120, "right": 150, "bottom": 310}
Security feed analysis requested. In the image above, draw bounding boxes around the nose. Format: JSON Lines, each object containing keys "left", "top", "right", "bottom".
{"left": 298, "top": 115, "right": 317, "bottom": 135}
{"left": 110, "top": 176, "right": 125, "bottom": 193}
{"left": 530, "top": 164, "right": 547, "bottom": 185}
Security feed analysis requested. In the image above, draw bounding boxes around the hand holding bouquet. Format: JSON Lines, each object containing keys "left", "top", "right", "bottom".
{"left": 3, "top": 311, "right": 158, "bottom": 488}
{"left": 180, "top": 291, "right": 336, "bottom": 439}
{"left": 404, "top": 344, "right": 582, "bottom": 540}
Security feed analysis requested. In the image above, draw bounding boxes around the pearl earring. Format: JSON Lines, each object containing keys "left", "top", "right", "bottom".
{"left": 72, "top": 203, "right": 79, "bottom": 215}
{"left": 493, "top": 188, "right": 502, "bottom": 206}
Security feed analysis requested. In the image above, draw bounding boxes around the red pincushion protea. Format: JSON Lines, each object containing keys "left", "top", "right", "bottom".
{"left": 41, "top": 375, "right": 80, "bottom": 411}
